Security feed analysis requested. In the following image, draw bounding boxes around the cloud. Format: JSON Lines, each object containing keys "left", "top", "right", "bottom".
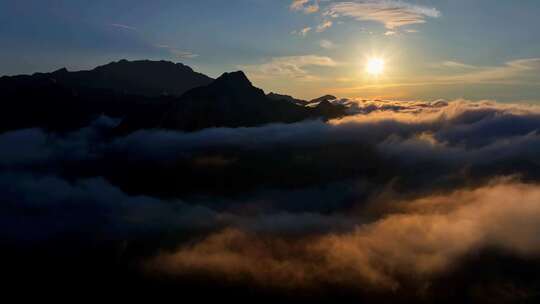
{"left": 148, "top": 179, "right": 540, "bottom": 290}
{"left": 110, "top": 23, "right": 137, "bottom": 31}
{"left": 319, "top": 39, "right": 336, "bottom": 49}
{"left": 156, "top": 45, "right": 199, "bottom": 59}
{"left": 437, "top": 58, "right": 540, "bottom": 85}
{"left": 439, "top": 60, "right": 478, "bottom": 69}
{"left": 6, "top": 98, "right": 540, "bottom": 300}
{"left": 170, "top": 50, "right": 199, "bottom": 59}
{"left": 316, "top": 20, "right": 333, "bottom": 32}
{"left": 0, "top": 172, "right": 219, "bottom": 242}
{"left": 335, "top": 57, "right": 540, "bottom": 93}
{"left": 325, "top": 0, "right": 440, "bottom": 29}
{"left": 290, "top": 0, "right": 320, "bottom": 14}
{"left": 241, "top": 55, "right": 338, "bottom": 80}
{"left": 292, "top": 26, "right": 312, "bottom": 36}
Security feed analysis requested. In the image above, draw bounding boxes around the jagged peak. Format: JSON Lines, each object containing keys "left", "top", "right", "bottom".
{"left": 213, "top": 71, "right": 253, "bottom": 87}
{"left": 52, "top": 68, "right": 68, "bottom": 74}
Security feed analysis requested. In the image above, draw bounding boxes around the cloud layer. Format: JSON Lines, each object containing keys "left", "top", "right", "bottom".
{"left": 5, "top": 99, "right": 540, "bottom": 301}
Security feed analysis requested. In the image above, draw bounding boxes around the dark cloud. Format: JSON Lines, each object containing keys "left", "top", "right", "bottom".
{"left": 0, "top": 172, "right": 219, "bottom": 243}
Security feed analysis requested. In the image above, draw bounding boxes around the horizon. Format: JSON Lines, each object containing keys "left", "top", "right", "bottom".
{"left": 2, "top": 0, "right": 540, "bottom": 101}
{"left": 4, "top": 57, "right": 540, "bottom": 105}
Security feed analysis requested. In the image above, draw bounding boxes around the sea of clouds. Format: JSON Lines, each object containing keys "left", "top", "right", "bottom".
{"left": 3, "top": 99, "right": 540, "bottom": 300}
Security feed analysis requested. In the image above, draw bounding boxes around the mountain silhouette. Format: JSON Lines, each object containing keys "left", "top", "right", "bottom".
{"left": 0, "top": 61, "right": 347, "bottom": 133}
{"left": 267, "top": 92, "right": 308, "bottom": 106}
{"left": 118, "top": 71, "right": 347, "bottom": 133}
{"left": 161, "top": 71, "right": 315, "bottom": 130}
{"left": 36, "top": 59, "right": 213, "bottom": 97}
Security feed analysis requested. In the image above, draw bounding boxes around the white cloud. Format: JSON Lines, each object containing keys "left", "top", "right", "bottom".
{"left": 440, "top": 58, "right": 540, "bottom": 84}
{"left": 170, "top": 51, "right": 199, "bottom": 59}
{"left": 157, "top": 45, "right": 199, "bottom": 59}
{"left": 326, "top": 0, "right": 440, "bottom": 29}
{"left": 316, "top": 20, "right": 333, "bottom": 32}
{"left": 292, "top": 26, "right": 313, "bottom": 36}
{"left": 439, "top": 61, "right": 477, "bottom": 69}
{"left": 241, "top": 55, "right": 338, "bottom": 81}
{"left": 319, "top": 39, "right": 336, "bottom": 49}
{"left": 290, "top": 0, "right": 319, "bottom": 14}
{"left": 110, "top": 23, "right": 137, "bottom": 31}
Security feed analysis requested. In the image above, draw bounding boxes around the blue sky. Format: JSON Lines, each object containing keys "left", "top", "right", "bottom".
{"left": 1, "top": 0, "right": 539, "bottom": 101}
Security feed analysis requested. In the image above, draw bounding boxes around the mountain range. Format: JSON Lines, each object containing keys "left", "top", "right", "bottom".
{"left": 0, "top": 59, "right": 347, "bottom": 133}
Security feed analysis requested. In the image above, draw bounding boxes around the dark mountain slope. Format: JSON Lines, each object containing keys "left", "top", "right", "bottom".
{"left": 0, "top": 60, "right": 213, "bottom": 132}
{"left": 160, "top": 71, "right": 317, "bottom": 131}
{"left": 117, "top": 71, "right": 347, "bottom": 133}
{"left": 43, "top": 59, "right": 213, "bottom": 97}
{"left": 0, "top": 62, "right": 347, "bottom": 134}
{"left": 267, "top": 92, "right": 308, "bottom": 106}
{"left": 0, "top": 59, "right": 213, "bottom": 97}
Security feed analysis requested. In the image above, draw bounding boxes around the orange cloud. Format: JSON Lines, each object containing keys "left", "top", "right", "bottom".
{"left": 147, "top": 179, "right": 540, "bottom": 290}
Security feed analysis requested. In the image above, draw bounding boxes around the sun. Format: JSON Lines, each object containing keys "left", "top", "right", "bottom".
{"left": 366, "top": 58, "right": 385, "bottom": 76}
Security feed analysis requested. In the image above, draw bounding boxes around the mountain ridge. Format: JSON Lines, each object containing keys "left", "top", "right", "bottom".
{"left": 0, "top": 60, "right": 348, "bottom": 133}
{"left": 28, "top": 59, "right": 214, "bottom": 97}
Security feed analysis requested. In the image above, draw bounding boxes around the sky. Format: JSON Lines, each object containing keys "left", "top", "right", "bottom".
{"left": 1, "top": 0, "right": 540, "bottom": 101}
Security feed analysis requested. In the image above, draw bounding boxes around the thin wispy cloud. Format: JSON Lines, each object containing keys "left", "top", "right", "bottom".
{"left": 171, "top": 51, "right": 199, "bottom": 59}
{"left": 156, "top": 45, "right": 199, "bottom": 59}
{"left": 441, "top": 58, "right": 540, "bottom": 84}
{"left": 242, "top": 55, "right": 338, "bottom": 81}
{"left": 325, "top": 0, "right": 440, "bottom": 30}
{"left": 439, "top": 61, "right": 478, "bottom": 69}
{"left": 319, "top": 39, "right": 337, "bottom": 49}
{"left": 110, "top": 23, "right": 137, "bottom": 31}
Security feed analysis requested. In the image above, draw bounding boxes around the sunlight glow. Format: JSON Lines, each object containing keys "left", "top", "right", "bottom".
{"left": 366, "top": 58, "right": 385, "bottom": 76}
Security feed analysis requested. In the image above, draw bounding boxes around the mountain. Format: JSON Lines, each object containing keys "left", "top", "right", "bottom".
{"left": 0, "top": 61, "right": 348, "bottom": 134}
{"left": 0, "top": 60, "right": 213, "bottom": 132}
{"left": 118, "top": 71, "right": 348, "bottom": 133}
{"left": 267, "top": 92, "right": 308, "bottom": 106}
{"left": 160, "top": 72, "right": 313, "bottom": 130}
{"left": 29, "top": 59, "right": 213, "bottom": 97}
{"left": 307, "top": 95, "right": 337, "bottom": 105}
